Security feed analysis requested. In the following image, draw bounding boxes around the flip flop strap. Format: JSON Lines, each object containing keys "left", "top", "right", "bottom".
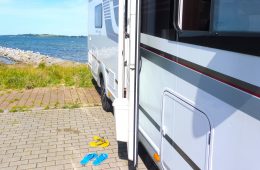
{"left": 94, "top": 154, "right": 108, "bottom": 165}
{"left": 96, "top": 137, "right": 106, "bottom": 143}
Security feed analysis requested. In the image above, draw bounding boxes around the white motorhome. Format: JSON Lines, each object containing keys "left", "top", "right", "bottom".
{"left": 88, "top": 0, "right": 119, "bottom": 111}
{"left": 88, "top": 0, "right": 260, "bottom": 169}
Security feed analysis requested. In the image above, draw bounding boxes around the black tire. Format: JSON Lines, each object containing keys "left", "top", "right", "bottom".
{"left": 100, "top": 77, "right": 113, "bottom": 112}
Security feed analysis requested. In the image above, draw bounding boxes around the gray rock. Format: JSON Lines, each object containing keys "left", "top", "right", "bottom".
{"left": 0, "top": 46, "right": 80, "bottom": 66}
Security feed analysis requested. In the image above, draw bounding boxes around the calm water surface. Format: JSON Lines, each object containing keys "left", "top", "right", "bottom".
{"left": 0, "top": 35, "right": 88, "bottom": 63}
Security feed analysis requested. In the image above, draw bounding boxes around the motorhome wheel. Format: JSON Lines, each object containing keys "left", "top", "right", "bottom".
{"left": 100, "top": 77, "right": 113, "bottom": 112}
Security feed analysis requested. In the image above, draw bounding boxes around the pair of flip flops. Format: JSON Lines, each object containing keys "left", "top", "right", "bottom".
{"left": 80, "top": 153, "right": 108, "bottom": 166}
{"left": 89, "top": 136, "right": 110, "bottom": 148}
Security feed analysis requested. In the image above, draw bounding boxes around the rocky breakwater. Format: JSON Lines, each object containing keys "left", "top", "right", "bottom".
{"left": 0, "top": 46, "right": 78, "bottom": 65}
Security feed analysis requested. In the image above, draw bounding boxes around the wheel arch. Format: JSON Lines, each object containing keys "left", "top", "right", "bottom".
{"left": 98, "top": 63, "right": 107, "bottom": 93}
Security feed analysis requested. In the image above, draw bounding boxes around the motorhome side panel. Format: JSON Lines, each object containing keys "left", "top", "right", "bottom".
{"left": 138, "top": 0, "right": 260, "bottom": 169}
{"left": 88, "top": 0, "right": 119, "bottom": 100}
{"left": 139, "top": 33, "right": 260, "bottom": 170}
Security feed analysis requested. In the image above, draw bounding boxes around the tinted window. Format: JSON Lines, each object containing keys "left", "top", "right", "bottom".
{"left": 114, "top": 7, "right": 119, "bottom": 26}
{"left": 113, "top": 0, "right": 119, "bottom": 26}
{"left": 178, "top": 0, "right": 260, "bottom": 56}
{"left": 141, "top": 0, "right": 175, "bottom": 39}
{"left": 95, "top": 4, "right": 102, "bottom": 28}
{"left": 181, "top": 0, "right": 211, "bottom": 31}
{"left": 213, "top": 0, "right": 260, "bottom": 33}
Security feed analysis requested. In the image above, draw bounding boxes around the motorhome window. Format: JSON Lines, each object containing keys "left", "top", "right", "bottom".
{"left": 95, "top": 4, "right": 102, "bottom": 28}
{"left": 178, "top": 0, "right": 260, "bottom": 56}
{"left": 113, "top": 0, "right": 119, "bottom": 26}
{"left": 213, "top": 0, "right": 260, "bottom": 33}
{"left": 141, "top": 0, "right": 175, "bottom": 39}
{"left": 180, "top": 0, "right": 211, "bottom": 31}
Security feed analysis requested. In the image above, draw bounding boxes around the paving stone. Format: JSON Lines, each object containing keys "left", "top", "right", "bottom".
{"left": 41, "top": 88, "right": 51, "bottom": 107}
{"left": 37, "top": 160, "right": 55, "bottom": 168}
{"left": 1, "top": 87, "right": 101, "bottom": 110}
{"left": 1, "top": 166, "right": 18, "bottom": 170}
{"left": 0, "top": 107, "right": 150, "bottom": 170}
{"left": 92, "top": 163, "right": 110, "bottom": 170}
{"left": 0, "top": 162, "right": 9, "bottom": 168}
{"left": 7, "top": 91, "right": 23, "bottom": 109}
{"left": 13, "top": 151, "right": 31, "bottom": 157}
{"left": 29, "top": 157, "right": 47, "bottom": 164}
{"left": 18, "top": 163, "right": 37, "bottom": 170}
{"left": 0, "top": 91, "right": 18, "bottom": 109}
{"left": 49, "top": 87, "right": 59, "bottom": 107}
{"left": 46, "top": 155, "right": 63, "bottom": 162}
{"left": 9, "top": 159, "right": 28, "bottom": 166}
{"left": 45, "top": 164, "right": 64, "bottom": 170}
{"left": 25, "top": 88, "right": 39, "bottom": 107}
{"left": 17, "top": 89, "right": 33, "bottom": 107}
{"left": 1, "top": 156, "right": 21, "bottom": 163}
{"left": 21, "top": 154, "right": 38, "bottom": 160}
{"left": 34, "top": 88, "right": 45, "bottom": 108}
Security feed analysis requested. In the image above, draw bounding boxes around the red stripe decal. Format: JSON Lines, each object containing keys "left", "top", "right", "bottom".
{"left": 140, "top": 43, "right": 260, "bottom": 98}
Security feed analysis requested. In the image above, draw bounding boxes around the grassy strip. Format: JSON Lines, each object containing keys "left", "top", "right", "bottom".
{"left": 9, "top": 106, "right": 31, "bottom": 112}
{"left": 0, "top": 63, "right": 93, "bottom": 90}
{"left": 62, "top": 103, "right": 81, "bottom": 109}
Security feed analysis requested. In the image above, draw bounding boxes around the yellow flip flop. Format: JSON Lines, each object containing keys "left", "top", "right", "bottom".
{"left": 89, "top": 136, "right": 110, "bottom": 148}
{"left": 99, "top": 139, "right": 110, "bottom": 148}
{"left": 93, "top": 136, "right": 103, "bottom": 141}
{"left": 89, "top": 140, "right": 104, "bottom": 147}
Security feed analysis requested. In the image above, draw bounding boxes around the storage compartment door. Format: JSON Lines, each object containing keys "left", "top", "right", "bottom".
{"left": 161, "top": 91, "right": 211, "bottom": 170}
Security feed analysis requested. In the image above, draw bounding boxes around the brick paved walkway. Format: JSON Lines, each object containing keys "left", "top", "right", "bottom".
{"left": 0, "top": 107, "right": 148, "bottom": 170}
{"left": 0, "top": 87, "right": 101, "bottom": 111}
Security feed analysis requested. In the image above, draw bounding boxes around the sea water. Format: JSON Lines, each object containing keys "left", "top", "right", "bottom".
{"left": 0, "top": 35, "right": 88, "bottom": 63}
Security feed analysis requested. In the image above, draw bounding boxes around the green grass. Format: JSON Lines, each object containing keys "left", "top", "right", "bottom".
{"left": 62, "top": 103, "right": 81, "bottom": 109}
{"left": 0, "top": 109, "right": 4, "bottom": 113}
{"left": 44, "top": 105, "right": 50, "bottom": 110}
{"left": 9, "top": 106, "right": 31, "bottom": 112}
{"left": 54, "top": 102, "right": 59, "bottom": 108}
{"left": 0, "top": 63, "right": 93, "bottom": 90}
{"left": 8, "top": 98, "right": 19, "bottom": 104}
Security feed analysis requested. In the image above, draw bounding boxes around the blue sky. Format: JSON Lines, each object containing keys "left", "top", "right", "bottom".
{"left": 0, "top": 0, "right": 88, "bottom": 36}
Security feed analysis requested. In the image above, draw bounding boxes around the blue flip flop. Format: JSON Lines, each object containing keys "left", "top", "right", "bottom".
{"left": 80, "top": 153, "right": 98, "bottom": 165}
{"left": 93, "top": 153, "right": 108, "bottom": 166}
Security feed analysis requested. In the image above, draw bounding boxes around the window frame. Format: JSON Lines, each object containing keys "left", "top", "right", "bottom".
{"left": 175, "top": 0, "right": 214, "bottom": 37}
{"left": 175, "top": 0, "right": 260, "bottom": 56}
{"left": 176, "top": 0, "right": 260, "bottom": 37}
{"left": 95, "top": 4, "right": 103, "bottom": 29}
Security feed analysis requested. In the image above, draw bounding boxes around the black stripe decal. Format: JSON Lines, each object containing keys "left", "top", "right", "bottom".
{"left": 91, "top": 54, "right": 100, "bottom": 64}
{"left": 139, "top": 105, "right": 200, "bottom": 170}
{"left": 164, "top": 134, "right": 201, "bottom": 170}
{"left": 140, "top": 45, "right": 260, "bottom": 122}
{"left": 139, "top": 105, "right": 160, "bottom": 131}
{"left": 140, "top": 43, "right": 260, "bottom": 98}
